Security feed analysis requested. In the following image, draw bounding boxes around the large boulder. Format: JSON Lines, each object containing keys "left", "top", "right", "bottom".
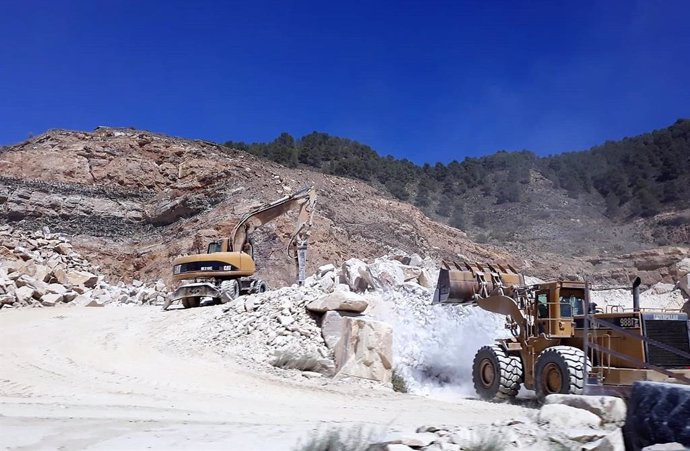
{"left": 40, "top": 293, "right": 63, "bottom": 307}
{"left": 53, "top": 242, "right": 72, "bottom": 255}
{"left": 339, "top": 258, "right": 370, "bottom": 292}
{"left": 334, "top": 317, "right": 393, "bottom": 383}
{"left": 64, "top": 270, "right": 98, "bottom": 289}
{"left": 417, "top": 268, "right": 435, "bottom": 289}
{"left": 46, "top": 283, "right": 67, "bottom": 295}
{"left": 676, "top": 257, "right": 690, "bottom": 275}
{"left": 15, "top": 286, "right": 35, "bottom": 304}
{"left": 538, "top": 404, "right": 602, "bottom": 429}
{"left": 0, "top": 294, "right": 15, "bottom": 305}
{"left": 320, "top": 310, "right": 362, "bottom": 350}
{"left": 678, "top": 274, "right": 690, "bottom": 298}
{"left": 545, "top": 394, "right": 627, "bottom": 426}
{"left": 72, "top": 294, "right": 104, "bottom": 307}
{"left": 366, "top": 259, "right": 405, "bottom": 289}
{"left": 306, "top": 290, "right": 368, "bottom": 313}
{"left": 15, "top": 275, "right": 49, "bottom": 297}
{"left": 398, "top": 264, "right": 422, "bottom": 282}
{"left": 581, "top": 429, "right": 625, "bottom": 451}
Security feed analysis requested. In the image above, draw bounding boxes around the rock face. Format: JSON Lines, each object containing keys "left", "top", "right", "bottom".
{"left": 334, "top": 317, "right": 393, "bottom": 383}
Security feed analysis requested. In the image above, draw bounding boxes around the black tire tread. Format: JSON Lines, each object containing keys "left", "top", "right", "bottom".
{"left": 473, "top": 345, "right": 523, "bottom": 401}
{"left": 535, "top": 345, "right": 590, "bottom": 398}
{"left": 181, "top": 297, "right": 200, "bottom": 309}
{"left": 220, "top": 279, "right": 240, "bottom": 303}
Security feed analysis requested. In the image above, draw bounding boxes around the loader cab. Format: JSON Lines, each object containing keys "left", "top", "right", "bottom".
{"left": 534, "top": 281, "right": 586, "bottom": 338}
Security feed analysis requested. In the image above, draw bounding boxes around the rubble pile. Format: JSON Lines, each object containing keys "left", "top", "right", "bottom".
{"left": 0, "top": 226, "right": 167, "bottom": 308}
{"left": 196, "top": 254, "right": 494, "bottom": 389}
{"left": 197, "top": 261, "right": 399, "bottom": 382}
{"left": 372, "top": 394, "right": 628, "bottom": 451}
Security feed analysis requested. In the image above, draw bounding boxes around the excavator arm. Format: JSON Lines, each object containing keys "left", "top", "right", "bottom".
{"left": 230, "top": 185, "right": 317, "bottom": 260}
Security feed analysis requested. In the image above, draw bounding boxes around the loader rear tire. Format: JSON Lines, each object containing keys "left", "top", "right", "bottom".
{"left": 535, "top": 346, "right": 590, "bottom": 400}
{"left": 624, "top": 381, "right": 690, "bottom": 449}
{"left": 472, "top": 345, "right": 523, "bottom": 401}
{"left": 220, "top": 279, "right": 240, "bottom": 303}
{"left": 181, "top": 297, "right": 200, "bottom": 309}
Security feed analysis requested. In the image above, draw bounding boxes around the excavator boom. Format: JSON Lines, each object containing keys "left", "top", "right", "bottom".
{"left": 230, "top": 185, "right": 317, "bottom": 256}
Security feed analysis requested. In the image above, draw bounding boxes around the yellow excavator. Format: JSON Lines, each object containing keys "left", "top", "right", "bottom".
{"left": 167, "top": 186, "right": 317, "bottom": 309}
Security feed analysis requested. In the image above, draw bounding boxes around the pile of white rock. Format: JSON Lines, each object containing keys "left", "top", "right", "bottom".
{"left": 372, "top": 395, "right": 629, "bottom": 451}
{"left": 0, "top": 226, "right": 167, "bottom": 309}
{"left": 202, "top": 261, "right": 398, "bottom": 382}
{"left": 200, "top": 253, "right": 498, "bottom": 389}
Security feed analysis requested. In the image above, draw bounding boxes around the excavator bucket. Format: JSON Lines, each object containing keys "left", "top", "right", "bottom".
{"left": 433, "top": 261, "right": 524, "bottom": 304}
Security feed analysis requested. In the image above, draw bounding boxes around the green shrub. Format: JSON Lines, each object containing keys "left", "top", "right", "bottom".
{"left": 391, "top": 370, "right": 408, "bottom": 393}
{"left": 293, "top": 425, "right": 376, "bottom": 451}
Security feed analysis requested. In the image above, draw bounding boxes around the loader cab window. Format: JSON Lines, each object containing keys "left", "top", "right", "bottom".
{"left": 207, "top": 241, "right": 222, "bottom": 254}
{"left": 537, "top": 293, "right": 548, "bottom": 318}
{"left": 559, "top": 291, "right": 584, "bottom": 317}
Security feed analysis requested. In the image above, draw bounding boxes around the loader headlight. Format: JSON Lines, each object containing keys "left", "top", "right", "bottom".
{"left": 173, "top": 265, "right": 182, "bottom": 275}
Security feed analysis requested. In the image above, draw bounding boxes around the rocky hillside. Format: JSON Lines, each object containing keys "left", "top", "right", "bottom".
{"left": 0, "top": 127, "right": 687, "bottom": 288}
{"left": 0, "top": 128, "right": 512, "bottom": 289}
{"left": 229, "top": 120, "right": 690, "bottom": 256}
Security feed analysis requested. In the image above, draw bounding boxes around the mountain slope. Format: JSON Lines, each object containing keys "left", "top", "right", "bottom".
{"left": 226, "top": 119, "right": 690, "bottom": 253}
{"left": 0, "top": 127, "right": 513, "bottom": 287}
{"left": 1, "top": 127, "right": 686, "bottom": 287}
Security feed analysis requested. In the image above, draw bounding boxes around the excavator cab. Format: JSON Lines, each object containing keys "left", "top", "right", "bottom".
{"left": 207, "top": 240, "right": 224, "bottom": 253}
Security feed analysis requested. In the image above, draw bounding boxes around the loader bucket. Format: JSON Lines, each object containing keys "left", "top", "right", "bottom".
{"left": 432, "top": 261, "right": 524, "bottom": 304}
{"left": 433, "top": 264, "right": 478, "bottom": 304}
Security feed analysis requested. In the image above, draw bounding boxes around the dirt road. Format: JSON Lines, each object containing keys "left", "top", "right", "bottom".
{"left": 0, "top": 307, "right": 529, "bottom": 450}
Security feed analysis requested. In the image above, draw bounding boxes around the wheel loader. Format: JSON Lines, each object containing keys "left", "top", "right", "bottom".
{"left": 167, "top": 186, "right": 317, "bottom": 309}
{"left": 433, "top": 261, "right": 690, "bottom": 400}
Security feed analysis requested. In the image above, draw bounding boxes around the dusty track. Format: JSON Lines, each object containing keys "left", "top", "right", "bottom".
{"left": 0, "top": 307, "right": 529, "bottom": 450}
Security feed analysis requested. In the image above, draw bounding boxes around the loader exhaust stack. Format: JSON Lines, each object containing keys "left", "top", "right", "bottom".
{"left": 633, "top": 276, "right": 641, "bottom": 312}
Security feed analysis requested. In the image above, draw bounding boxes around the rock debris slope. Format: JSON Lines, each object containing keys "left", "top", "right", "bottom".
{"left": 0, "top": 225, "right": 167, "bottom": 309}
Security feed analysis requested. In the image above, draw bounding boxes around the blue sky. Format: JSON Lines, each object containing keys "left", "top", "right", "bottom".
{"left": 1, "top": 0, "right": 689, "bottom": 163}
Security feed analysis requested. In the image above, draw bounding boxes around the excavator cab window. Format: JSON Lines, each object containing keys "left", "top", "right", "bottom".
{"left": 207, "top": 241, "right": 222, "bottom": 254}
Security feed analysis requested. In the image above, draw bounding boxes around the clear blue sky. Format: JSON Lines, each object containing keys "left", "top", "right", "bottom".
{"left": 1, "top": 0, "right": 689, "bottom": 163}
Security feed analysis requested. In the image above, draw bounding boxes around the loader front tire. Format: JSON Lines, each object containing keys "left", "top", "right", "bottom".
{"left": 535, "top": 346, "right": 590, "bottom": 400}
{"left": 181, "top": 297, "right": 200, "bottom": 309}
{"left": 472, "top": 345, "right": 523, "bottom": 401}
{"left": 220, "top": 279, "right": 240, "bottom": 303}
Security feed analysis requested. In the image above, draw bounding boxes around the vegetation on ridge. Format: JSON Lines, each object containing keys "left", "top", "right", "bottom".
{"left": 225, "top": 120, "right": 689, "bottom": 222}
